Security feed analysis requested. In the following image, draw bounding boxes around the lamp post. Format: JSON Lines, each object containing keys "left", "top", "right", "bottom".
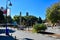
{"left": 6, "top": 0, "right": 12, "bottom": 35}
{"left": 20, "top": 12, "right": 21, "bottom": 25}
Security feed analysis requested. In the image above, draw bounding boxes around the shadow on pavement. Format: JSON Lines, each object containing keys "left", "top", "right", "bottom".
{"left": 0, "top": 29, "right": 15, "bottom": 34}
{"left": 0, "top": 35, "right": 15, "bottom": 40}
{"left": 38, "top": 31, "right": 55, "bottom": 35}
{"left": 22, "top": 38, "right": 34, "bottom": 40}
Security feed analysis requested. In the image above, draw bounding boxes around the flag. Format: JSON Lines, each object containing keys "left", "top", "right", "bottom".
{"left": 3, "top": 10, "right": 7, "bottom": 14}
{"left": 3, "top": 8, "right": 10, "bottom": 16}
{"left": 7, "top": 8, "right": 10, "bottom": 16}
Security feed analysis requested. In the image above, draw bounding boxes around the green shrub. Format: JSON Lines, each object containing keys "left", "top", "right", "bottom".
{"left": 33, "top": 23, "right": 47, "bottom": 32}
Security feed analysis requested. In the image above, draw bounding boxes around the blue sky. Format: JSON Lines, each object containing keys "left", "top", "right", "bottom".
{"left": 0, "top": 0, "right": 59, "bottom": 20}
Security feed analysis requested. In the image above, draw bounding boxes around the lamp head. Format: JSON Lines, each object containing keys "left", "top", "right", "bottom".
{"left": 9, "top": 2, "right": 12, "bottom": 6}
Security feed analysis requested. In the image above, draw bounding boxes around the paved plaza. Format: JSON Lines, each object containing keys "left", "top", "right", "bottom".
{"left": 0, "top": 27, "right": 60, "bottom": 40}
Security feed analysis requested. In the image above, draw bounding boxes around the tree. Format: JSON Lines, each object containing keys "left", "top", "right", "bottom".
{"left": 24, "top": 15, "right": 38, "bottom": 26}
{"left": 33, "top": 23, "right": 47, "bottom": 33}
{"left": 7, "top": 16, "right": 13, "bottom": 23}
{"left": 38, "top": 17, "right": 42, "bottom": 24}
{"left": 13, "top": 15, "right": 38, "bottom": 26}
{"left": 26, "top": 12, "right": 29, "bottom": 16}
{"left": 0, "top": 9, "right": 5, "bottom": 23}
{"left": 23, "top": 15, "right": 38, "bottom": 31}
{"left": 13, "top": 15, "right": 20, "bottom": 24}
{"left": 46, "top": 2, "right": 60, "bottom": 26}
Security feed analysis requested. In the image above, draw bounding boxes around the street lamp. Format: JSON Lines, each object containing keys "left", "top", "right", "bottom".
{"left": 20, "top": 12, "right": 21, "bottom": 25}
{"left": 6, "top": 0, "right": 12, "bottom": 35}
